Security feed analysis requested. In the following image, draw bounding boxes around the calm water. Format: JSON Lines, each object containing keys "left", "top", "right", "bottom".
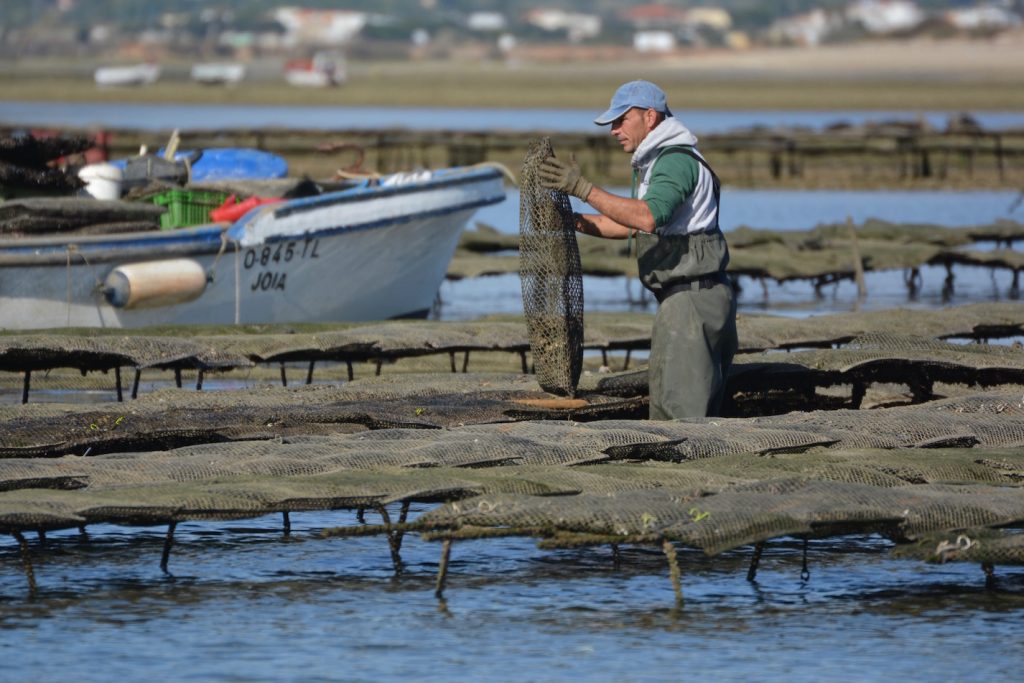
{"left": 3, "top": 103, "right": 1024, "bottom": 681}
{"left": 3, "top": 101, "right": 1024, "bottom": 133}
{"left": 3, "top": 511, "right": 1023, "bottom": 683}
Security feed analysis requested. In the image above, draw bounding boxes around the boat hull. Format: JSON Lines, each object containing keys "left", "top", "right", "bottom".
{"left": 0, "top": 168, "right": 504, "bottom": 329}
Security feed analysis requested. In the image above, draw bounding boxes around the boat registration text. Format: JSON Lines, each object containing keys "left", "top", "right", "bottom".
{"left": 243, "top": 238, "right": 321, "bottom": 292}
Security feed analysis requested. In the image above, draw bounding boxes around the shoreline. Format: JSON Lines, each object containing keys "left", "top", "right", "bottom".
{"left": 3, "top": 39, "right": 1024, "bottom": 111}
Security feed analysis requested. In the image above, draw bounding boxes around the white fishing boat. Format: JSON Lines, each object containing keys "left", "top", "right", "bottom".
{"left": 94, "top": 63, "right": 162, "bottom": 87}
{"left": 190, "top": 63, "right": 246, "bottom": 86}
{"left": 0, "top": 167, "right": 505, "bottom": 329}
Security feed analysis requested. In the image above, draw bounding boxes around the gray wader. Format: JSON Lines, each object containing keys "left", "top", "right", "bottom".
{"left": 639, "top": 228, "right": 738, "bottom": 419}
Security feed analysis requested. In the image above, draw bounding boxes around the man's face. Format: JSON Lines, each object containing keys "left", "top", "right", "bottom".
{"left": 610, "top": 107, "right": 656, "bottom": 153}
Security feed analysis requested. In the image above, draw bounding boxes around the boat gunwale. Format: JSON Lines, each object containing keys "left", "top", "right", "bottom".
{"left": 0, "top": 166, "right": 505, "bottom": 267}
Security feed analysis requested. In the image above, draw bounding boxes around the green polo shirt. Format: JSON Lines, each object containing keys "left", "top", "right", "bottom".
{"left": 632, "top": 146, "right": 701, "bottom": 230}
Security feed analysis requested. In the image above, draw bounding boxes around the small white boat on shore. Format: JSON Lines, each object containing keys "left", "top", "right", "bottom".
{"left": 94, "top": 63, "right": 161, "bottom": 87}
{"left": 190, "top": 63, "right": 246, "bottom": 86}
{"left": 0, "top": 166, "right": 505, "bottom": 329}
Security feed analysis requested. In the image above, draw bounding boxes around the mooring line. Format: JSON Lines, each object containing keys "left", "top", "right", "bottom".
{"left": 662, "top": 538, "right": 683, "bottom": 609}
{"left": 13, "top": 531, "right": 37, "bottom": 600}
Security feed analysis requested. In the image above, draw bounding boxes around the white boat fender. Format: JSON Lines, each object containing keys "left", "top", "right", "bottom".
{"left": 104, "top": 259, "right": 207, "bottom": 309}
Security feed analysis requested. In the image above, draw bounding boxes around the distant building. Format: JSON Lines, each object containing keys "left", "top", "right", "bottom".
{"left": 467, "top": 12, "right": 507, "bottom": 32}
{"left": 845, "top": 0, "right": 925, "bottom": 35}
{"left": 523, "top": 8, "right": 601, "bottom": 43}
{"left": 620, "top": 4, "right": 731, "bottom": 31}
{"left": 633, "top": 30, "right": 676, "bottom": 53}
{"left": 944, "top": 4, "right": 1022, "bottom": 30}
{"left": 683, "top": 8, "right": 733, "bottom": 32}
{"left": 273, "top": 7, "right": 367, "bottom": 47}
{"left": 724, "top": 31, "right": 751, "bottom": 50}
{"left": 767, "top": 9, "right": 840, "bottom": 46}
{"left": 620, "top": 3, "right": 689, "bottom": 29}
{"left": 620, "top": 4, "right": 732, "bottom": 47}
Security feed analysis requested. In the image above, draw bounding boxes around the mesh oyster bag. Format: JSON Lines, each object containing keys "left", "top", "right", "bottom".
{"left": 519, "top": 137, "right": 584, "bottom": 396}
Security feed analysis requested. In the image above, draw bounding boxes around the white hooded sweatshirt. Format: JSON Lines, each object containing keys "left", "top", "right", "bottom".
{"left": 632, "top": 117, "right": 719, "bottom": 236}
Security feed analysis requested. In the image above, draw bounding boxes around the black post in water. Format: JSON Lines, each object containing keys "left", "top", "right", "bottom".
{"left": 377, "top": 505, "right": 403, "bottom": 576}
{"left": 160, "top": 522, "right": 177, "bottom": 575}
{"left": 435, "top": 538, "right": 452, "bottom": 600}
{"left": 747, "top": 542, "right": 765, "bottom": 582}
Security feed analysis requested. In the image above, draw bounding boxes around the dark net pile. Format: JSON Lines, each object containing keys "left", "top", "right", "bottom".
{"left": 0, "top": 374, "right": 650, "bottom": 457}
{"left": 519, "top": 137, "right": 584, "bottom": 397}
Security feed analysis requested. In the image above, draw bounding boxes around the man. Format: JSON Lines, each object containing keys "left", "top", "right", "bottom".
{"left": 539, "top": 80, "right": 737, "bottom": 419}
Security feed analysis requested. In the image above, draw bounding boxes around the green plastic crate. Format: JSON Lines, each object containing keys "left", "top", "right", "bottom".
{"left": 150, "top": 189, "right": 231, "bottom": 229}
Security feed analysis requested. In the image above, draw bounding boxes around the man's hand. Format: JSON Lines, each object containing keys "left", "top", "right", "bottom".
{"left": 538, "top": 155, "right": 594, "bottom": 201}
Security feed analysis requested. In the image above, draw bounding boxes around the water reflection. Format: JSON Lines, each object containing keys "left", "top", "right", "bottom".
{"left": 3, "top": 513, "right": 1022, "bottom": 682}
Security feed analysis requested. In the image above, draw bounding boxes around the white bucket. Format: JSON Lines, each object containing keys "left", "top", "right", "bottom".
{"left": 79, "top": 162, "right": 124, "bottom": 200}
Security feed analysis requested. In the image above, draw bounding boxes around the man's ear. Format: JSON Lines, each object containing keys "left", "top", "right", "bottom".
{"left": 645, "top": 108, "right": 660, "bottom": 130}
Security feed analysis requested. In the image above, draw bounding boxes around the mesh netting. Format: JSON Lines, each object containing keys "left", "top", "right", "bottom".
{"left": 892, "top": 529, "right": 1024, "bottom": 565}
{"left": 735, "top": 302, "right": 1024, "bottom": 351}
{"left": 727, "top": 332, "right": 1024, "bottom": 409}
{"left": 0, "top": 373, "right": 651, "bottom": 457}
{"left": 0, "top": 335, "right": 248, "bottom": 372}
{"left": 3, "top": 383, "right": 1023, "bottom": 460}
{"left": 519, "top": 137, "right": 584, "bottom": 397}
{"left": 0, "top": 198, "right": 164, "bottom": 235}
{"left": 419, "top": 480, "right": 1024, "bottom": 556}
{"left": 4, "top": 386, "right": 1024, "bottom": 574}
{"left": 5, "top": 439, "right": 1024, "bottom": 544}
{"left": 3, "top": 304, "right": 1022, "bottom": 385}
{"left": 456, "top": 219, "right": 1024, "bottom": 290}
{"left": 766, "top": 332, "right": 1024, "bottom": 375}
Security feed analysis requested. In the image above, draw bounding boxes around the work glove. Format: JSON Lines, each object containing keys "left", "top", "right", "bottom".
{"left": 538, "top": 154, "right": 594, "bottom": 201}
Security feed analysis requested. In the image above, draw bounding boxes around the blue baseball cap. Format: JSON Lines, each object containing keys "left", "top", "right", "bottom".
{"left": 594, "top": 80, "right": 673, "bottom": 126}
